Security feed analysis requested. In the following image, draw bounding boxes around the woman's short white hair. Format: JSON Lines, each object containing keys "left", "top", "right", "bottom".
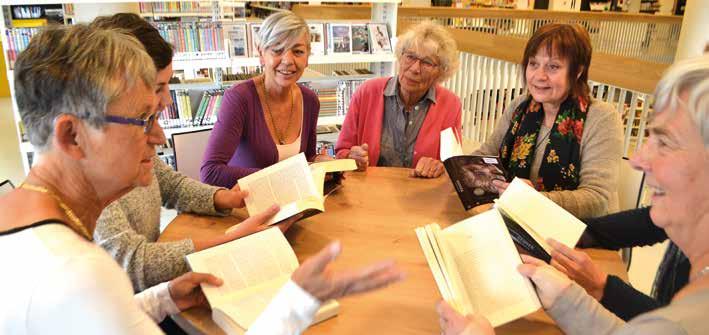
{"left": 653, "top": 55, "right": 709, "bottom": 146}
{"left": 395, "top": 20, "right": 459, "bottom": 82}
{"left": 258, "top": 11, "right": 309, "bottom": 52}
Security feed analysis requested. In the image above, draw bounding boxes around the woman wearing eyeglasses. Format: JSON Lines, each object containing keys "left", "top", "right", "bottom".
{"left": 472, "top": 23, "right": 623, "bottom": 219}
{"left": 335, "top": 21, "right": 462, "bottom": 178}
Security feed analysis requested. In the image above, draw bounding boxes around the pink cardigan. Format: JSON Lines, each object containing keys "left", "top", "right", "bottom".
{"left": 335, "top": 77, "right": 462, "bottom": 167}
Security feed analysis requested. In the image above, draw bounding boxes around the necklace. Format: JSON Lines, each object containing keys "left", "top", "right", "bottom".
{"left": 535, "top": 127, "right": 552, "bottom": 157}
{"left": 19, "top": 183, "right": 93, "bottom": 241}
{"left": 260, "top": 77, "right": 294, "bottom": 145}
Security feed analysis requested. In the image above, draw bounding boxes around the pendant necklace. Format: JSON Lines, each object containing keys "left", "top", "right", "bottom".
{"left": 261, "top": 78, "right": 294, "bottom": 145}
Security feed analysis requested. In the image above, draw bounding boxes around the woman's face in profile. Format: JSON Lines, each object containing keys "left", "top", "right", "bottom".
{"left": 526, "top": 47, "right": 571, "bottom": 107}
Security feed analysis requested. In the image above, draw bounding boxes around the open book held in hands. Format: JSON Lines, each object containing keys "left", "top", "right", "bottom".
{"left": 494, "top": 178, "right": 587, "bottom": 263}
{"left": 440, "top": 128, "right": 510, "bottom": 210}
{"left": 237, "top": 153, "right": 356, "bottom": 225}
{"left": 186, "top": 227, "right": 339, "bottom": 334}
{"left": 415, "top": 210, "right": 541, "bottom": 327}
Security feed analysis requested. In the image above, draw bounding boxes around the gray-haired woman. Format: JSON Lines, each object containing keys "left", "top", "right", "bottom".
{"left": 201, "top": 11, "right": 329, "bottom": 188}
{"left": 335, "top": 20, "right": 462, "bottom": 178}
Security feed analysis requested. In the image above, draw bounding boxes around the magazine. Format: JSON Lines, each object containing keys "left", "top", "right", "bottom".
{"left": 368, "top": 23, "right": 392, "bottom": 53}
{"left": 351, "top": 24, "right": 370, "bottom": 54}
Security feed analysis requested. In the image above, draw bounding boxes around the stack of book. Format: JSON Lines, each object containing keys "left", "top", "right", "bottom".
{"left": 336, "top": 80, "right": 366, "bottom": 116}
{"left": 160, "top": 89, "right": 224, "bottom": 128}
{"left": 154, "top": 22, "right": 224, "bottom": 54}
{"left": 140, "top": 1, "right": 211, "bottom": 14}
{"left": 4, "top": 27, "right": 41, "bottom": 69}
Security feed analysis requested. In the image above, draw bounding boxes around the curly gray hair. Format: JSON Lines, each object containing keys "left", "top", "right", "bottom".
{"left": 395, "top": 21, "right": 459, "bottom": 82}
{"left": 14, "top": 24, "right": 156, "bottom": 151}
{"left": 653, "top": 55, "right": 709, "bottom": 146}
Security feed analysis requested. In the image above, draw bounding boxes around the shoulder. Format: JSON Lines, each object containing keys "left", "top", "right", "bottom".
{"left": 224, "top": 79, "right": 257, "bottom": 101}
{"left": 585, "top": 99, "right": 621, "bottom": 129}
{"left": 434, "top": 84, "right": 461, "bottom": 106}
{"left": 358, "top": 77, "right": 391, "bottom": 93}
{"left": 628, "top": 289, "right": 709, "bottom": 334}
{"left": 298, "top": 84, "right": 319, "bottom": 104}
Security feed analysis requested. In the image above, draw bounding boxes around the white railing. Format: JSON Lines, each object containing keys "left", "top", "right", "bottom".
{"left": 442, "top": 52, "right": 652, "bottom": 157}
{"left": 401, "top": 13, "right": 681, "bottom": 64}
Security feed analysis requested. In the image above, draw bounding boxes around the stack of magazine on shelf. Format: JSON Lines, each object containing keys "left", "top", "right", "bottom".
{"left": 223, "top": 21, "right": 393, "bottom": 58}
{"left": 415, "top": 178, "right": 587, "bottom": 326}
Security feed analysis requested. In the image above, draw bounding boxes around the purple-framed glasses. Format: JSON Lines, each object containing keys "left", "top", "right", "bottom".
{"left": 104, "top": 113, "right": 158, "bottom": 134}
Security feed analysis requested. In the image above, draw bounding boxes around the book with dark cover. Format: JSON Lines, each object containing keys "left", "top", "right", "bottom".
{"left": 444, "top": 155, "right": 509, "bottom": 210}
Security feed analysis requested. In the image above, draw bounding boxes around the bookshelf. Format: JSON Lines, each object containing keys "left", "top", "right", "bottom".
{"left": 1, "top": 0, "right": 400, "bottom": 173}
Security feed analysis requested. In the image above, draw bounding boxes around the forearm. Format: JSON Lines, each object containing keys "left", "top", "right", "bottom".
{"left": 201, "top": 163, "right": 260, "bottom": 188}
{"left": 544, "top": 185, "right": 610, "bottom": 219}
{"left": 580, "top": 207, "right": 665, "bottom": 249}
{"left": 547, "top": 283, "right": 625, "bottom": 335}
{"left": 134, "top": 282, "right": 180, "bottom": 323}
{"left": 600, "top": 275, "right": 663, "bottom": 321}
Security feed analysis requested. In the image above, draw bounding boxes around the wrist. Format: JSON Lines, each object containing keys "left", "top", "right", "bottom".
{"left": 592, "top": 274, "right": 608, "bottom": 300}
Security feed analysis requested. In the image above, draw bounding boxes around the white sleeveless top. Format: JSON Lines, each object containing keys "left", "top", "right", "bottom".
{"left": 276, "top": 100, "right": 304, "bottom": 162}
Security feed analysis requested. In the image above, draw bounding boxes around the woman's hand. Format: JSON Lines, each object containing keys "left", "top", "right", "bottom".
{"left": 225, "top": 205, "right": 302, "bottom": 238}
{"left": 436, "top": 301, "right": 495, "bottom": 335}
{"left": 517, "top": 255, "right": 572, "bottom": 308}
{"left": 213, "top": 185, "right": 248, "bottom": 210}
{"left": 491, "top": 178, "right": 533, "bottom": 194}
{"left": 548, "top": 238, "right": 608, "bottom": 300}
{"left": 168, "top": 272, "right": 223, "bottom": 311}
{"left": 411, "top": 157, "right": 445, "bottom": 178}
{"left": 348, "top": 143, "right": 369, "bottom": 171}
{"left": 291, "top": 242, "right": 404, "bottom": 301}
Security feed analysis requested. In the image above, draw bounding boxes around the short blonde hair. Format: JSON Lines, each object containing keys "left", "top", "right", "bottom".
{"left": 395, "top": 21, "right": 459, "bottom": 82}
{"left": 258, "top": 11, "right": 310, "bottom": 52}
{"left": 14, "top": 24, "right": 156, "bottom": 150}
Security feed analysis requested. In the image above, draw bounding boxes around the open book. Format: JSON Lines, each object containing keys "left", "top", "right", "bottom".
{"left": 494, "top": 178, "right": 587, "bottom": 262}
{"left": 186, "top": 227, "right": 339, "bottom": 334}
{"left": 237, "top": 153, "right": 356, "bottom": 225}
{"left": 440, "top": 127, "right": 509, "bottom": 210}
{"left": 415, "top": 210, "right": 541, "bottom": 327}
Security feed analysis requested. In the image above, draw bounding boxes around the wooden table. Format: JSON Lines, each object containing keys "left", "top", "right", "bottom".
{"left": 159, "top": 167, "right": 628, "bottom": 335}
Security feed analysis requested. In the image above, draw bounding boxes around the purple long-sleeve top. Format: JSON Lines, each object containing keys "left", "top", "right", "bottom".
{"left": 200, "top": 79, "right": 320, "bottom": 188}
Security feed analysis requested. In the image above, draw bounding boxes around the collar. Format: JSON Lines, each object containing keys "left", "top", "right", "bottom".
{"left": 384, "top": 77, "right": 437, "bottom": 104}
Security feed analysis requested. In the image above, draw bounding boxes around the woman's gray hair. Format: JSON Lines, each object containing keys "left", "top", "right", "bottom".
{"left": 653, "top": 55, "right": 709, "bottom": 146}
{"left": 258, "top": 11, "right": 309, "bottom": 52}
{"left": 14, "top": 24, "right": 156, "bottom": 151}
{"left": 395, "top": 21, "right": 459, "bottom": 82}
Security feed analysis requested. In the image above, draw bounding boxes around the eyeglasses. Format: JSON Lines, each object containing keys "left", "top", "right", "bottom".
{"left": 104, "top": 113, "right": 159, "bottom": 134}
{"left": 401, "top": 52, "right": 439, "bottom": 71}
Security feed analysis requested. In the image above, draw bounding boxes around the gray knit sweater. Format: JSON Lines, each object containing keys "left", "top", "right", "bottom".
{"left": 474, "top": 95, "right": 623, "bottom": 219}
{"left": 95, "top": 157, "right": 228, "bottom": 292}
{"left": 548, "top": 283, "right": 708, "bottom": 334}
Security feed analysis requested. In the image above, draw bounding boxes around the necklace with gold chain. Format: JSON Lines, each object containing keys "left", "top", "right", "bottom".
{"left": 19, "top": 183, "right": 93, "bottom": 241}
{"left": 260, "top": 77, "right": 295, "bottom": 145}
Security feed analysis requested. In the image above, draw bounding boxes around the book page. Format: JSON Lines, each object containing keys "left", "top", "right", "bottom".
{"left": 186, "top": 228, "right": 299, "bottom": 306}
{"left": 238, "top": 153, "right": 321, "bottom": 224}
{"left": 425, "top": 224, "right": 470, "bottom": 315}
{"left": 415, "top": 226, "right": 454, "bottom": 303}
{"left": 440, "top": 127, "right": 463, "bottom": 161}
{"left": 441, "top": 210, "right": 541, "bottom": 327}
{"left": 497, "top": 178, "right": 586, "bottom": 250}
